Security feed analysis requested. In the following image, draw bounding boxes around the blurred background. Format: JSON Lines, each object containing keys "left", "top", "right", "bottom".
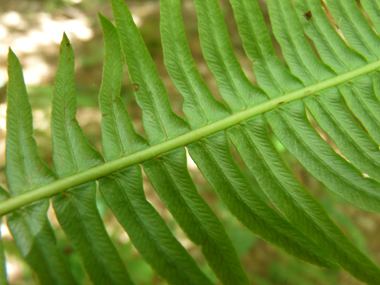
{"left": 0, "top": 0, "right": 379, "bottom": 284}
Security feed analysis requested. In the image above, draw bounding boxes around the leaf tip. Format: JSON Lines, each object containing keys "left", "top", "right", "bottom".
{"left": 98, "top": 12, "right": 114, "bottom": 29}
{"left": 7, "top": 47, "right": 16, "bottom": 62}
{"left": 7, "top": 47, "right": 21, "bottom": 72}
{"left": 8, "top": 47, "right": 14, "bottom": 55}
{"left": 59, "top": 33, "right": 74, "bottom": 57}
{"left": 98, "top": 12, "right": 107, "bottom": 26}
{"left": 61, "top": 33, "right": 71, "bottom": 48}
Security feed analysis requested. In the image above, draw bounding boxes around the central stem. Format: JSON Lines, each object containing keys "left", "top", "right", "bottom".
{"left": 1, "top": 59, "right": 380, "bottom": 216}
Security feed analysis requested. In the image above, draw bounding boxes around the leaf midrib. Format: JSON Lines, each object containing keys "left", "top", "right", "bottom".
{"left": 2, "top": 59, "right": 380, "bottom": 216}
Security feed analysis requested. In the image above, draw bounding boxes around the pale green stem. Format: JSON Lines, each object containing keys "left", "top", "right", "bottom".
{"left": 1, "top": 60, "right": 380, "bottom": 216}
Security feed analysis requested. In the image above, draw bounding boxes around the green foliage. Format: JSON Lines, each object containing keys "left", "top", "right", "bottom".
{"left": 1, "top": 0, "right": 380, "bottom": 284}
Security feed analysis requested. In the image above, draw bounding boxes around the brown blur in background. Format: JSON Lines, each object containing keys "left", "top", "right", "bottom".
{"left": 0, "top": 0, "right": 379, "bottom": 284}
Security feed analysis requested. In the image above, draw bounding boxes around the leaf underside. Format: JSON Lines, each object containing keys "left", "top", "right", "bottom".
{"left": 2, "top": 0, "right": 380, "bottom": 284}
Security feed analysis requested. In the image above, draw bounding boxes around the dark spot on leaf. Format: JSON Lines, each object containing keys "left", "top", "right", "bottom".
{"left": 68, "top": 58, "right": 71, "bottom": 61}
{"left": 66, "top": 42, "right": 70, "bottom": 47}
{"left": 304, "top": 11, "right": 312, "bottom": 21}
{"left": 62, "top": 245, "right": 73, "bottom": 255}
{"left": 277, "top": 101, "right": 285, "bottom": 105}
{"left": 150, "top": 115, "right": 154, "bottom": 119}
{"left": 134, "top": 84, "right": 139, "bottom": 91}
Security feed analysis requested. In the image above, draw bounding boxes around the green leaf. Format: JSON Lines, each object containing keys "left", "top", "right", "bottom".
{"left": 142, "top": 150, "right": 249, "bottom": 285}
{"left": 1, "top": 41, "right": 380, "bottom": 216}
{"left": 98, "top": 13, "right": 148, "bottom": 159}
{"left": 293, "top": 0, "right": 380, "bottom": 181}
{"left": 361, "top": 0, "right": 380, "bottom": 34}
{"left": 324, "top": 0, "right": 380, "bottom": 61}
{"left": 161, "top": 0, "right": 337, "bottom": 270}
{"left": 193, "top": 0, "right": 268, "bottom": 111}
{"left": 308, "top": 0, "right": 380, "bottom": 147}
{"left": 339, "top": 75, "right": 380, "bottom": 146}
{"left": 293, "top": 0, "right": 367, "bottom": 74}
{"left": 51, "top": 34, "right": 133, "bottom": 285}
{"left": 98, "top": 13, "right": 212, "bottom": 285}
{"left": 3, "top": 0, "right": 380, "bottom": 284}
{"left": 187, "top": 133, "right": 337, "bottom": 269}
{"left": 159, "top": 0, "right": 230, "bottom": 128}
{"left": 111, "top": 0, "right": 250, "bottom": 283}
{"left": 229, "top": 0, "right": 303, "bottom": 96}
{"left": 236, "top": 114, "right": 380, "bottom": 284}
{"left": 111, "top": 0, "right": 188, "bottom": 145}
{"left": 268, "top": 0, "right": 336, "bottom": 85}
{"left": 304, "top": 90, "right": 380, "bottom": 181}
{"left": 5, "top": 49, "right": 77, "bottom": 285}
{"left": 265, "top": 0, "right": 380, "bottom": 214}
{"left": 228, "top": 0, "right": 380, "bottom": 282}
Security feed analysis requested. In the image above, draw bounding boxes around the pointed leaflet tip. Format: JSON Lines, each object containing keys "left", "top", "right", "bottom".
{"left": 98, "top": 11, "right": 105, "bottom": 20}
{"left": 98, "top": 12, "right": 111, "bottom": 27}
{"left": 59, "top": 33, "right": 72, "bottom": 54}
{"left": 62, "top": 32, "right": 69, "bottom": 43}
{"left": 98, "top": 12, "right": 116, "bottom": 30}
{"left": 7, "top": 48, "right": 20, "bottom": 69}
{"left": 7, "top": 47, "right": 15, "bottom": 58}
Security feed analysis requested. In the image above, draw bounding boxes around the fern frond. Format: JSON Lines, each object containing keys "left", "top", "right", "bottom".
{"left": 5, "top": 49, "right": 77, "bottom": 285}
{"left": 295, "top": 0, "right": 380, "bottom": 179}
{"left": 51, "top": 34, "right": 133, "bottom": 285}
{"left": 204, "top": 0, "right": 380, "bottom": 282}
{"left": 161, "top": 0, "right": 337, "bottom": 269}
{"left": 98, "top": 13, "right": 213, "bottom": 284}
{"left": 2, "top": 0, "right": 380, "bottom": 284}
{"left": 111, "top": 1, "right": 250, "bottom": 282}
